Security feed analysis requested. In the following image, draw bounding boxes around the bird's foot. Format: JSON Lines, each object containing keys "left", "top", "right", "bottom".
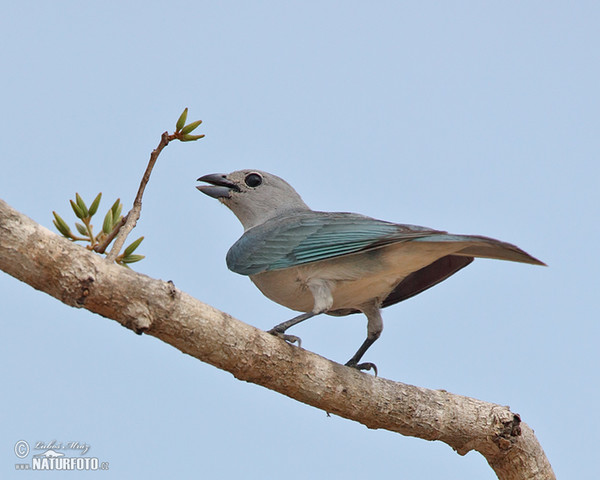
{"left": 268, "top": 329, "right": 302, "bottom": 348}
{"left": 345, "top": 360, "right": 378, "bottom": 376}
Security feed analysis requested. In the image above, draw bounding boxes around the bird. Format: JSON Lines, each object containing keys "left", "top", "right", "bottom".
{"left": 197, "top": 169, "right": 545, "bottom": 374}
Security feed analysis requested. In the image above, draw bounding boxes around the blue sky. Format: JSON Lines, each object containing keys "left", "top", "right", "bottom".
{"left": 1, "top": 2, "right": 598, "bottom": 479}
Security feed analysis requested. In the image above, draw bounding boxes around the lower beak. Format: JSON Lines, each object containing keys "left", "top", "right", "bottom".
{"left": 196, "top": 173, "right": 239, "bottom": 199}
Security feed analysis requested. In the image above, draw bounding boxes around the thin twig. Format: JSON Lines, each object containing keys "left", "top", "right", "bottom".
{"left": 105, "top": 131, "right": 173, "bottom": 262}
{"left": 93, "top": 216, "right": 127, "bottom": 254}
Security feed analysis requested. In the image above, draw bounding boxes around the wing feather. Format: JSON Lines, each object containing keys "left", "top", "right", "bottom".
{"left": 226, "top": 211, "right": 442, "bottom": 275}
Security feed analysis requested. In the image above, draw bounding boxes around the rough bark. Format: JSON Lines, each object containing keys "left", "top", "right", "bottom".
{"left": 0, "top": 198, "right": 555, "bottom": 480}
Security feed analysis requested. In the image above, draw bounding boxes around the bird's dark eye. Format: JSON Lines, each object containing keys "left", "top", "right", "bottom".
{"left": 244, "top": 173, "right": 263, "bottom": 188}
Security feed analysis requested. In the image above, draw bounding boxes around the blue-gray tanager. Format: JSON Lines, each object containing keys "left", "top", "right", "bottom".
{"left": 197, "top": 170, "right": 544, "bottom": 373}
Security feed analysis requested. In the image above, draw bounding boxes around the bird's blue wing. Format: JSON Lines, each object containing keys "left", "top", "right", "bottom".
{"left": 226, "top": 211, "right": 442, "bottom": 275}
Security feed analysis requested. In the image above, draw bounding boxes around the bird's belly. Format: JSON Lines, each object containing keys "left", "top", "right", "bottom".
{"left": 250, "top": 269, "right": 316, "bottom": 312}
{"left": 250, "top": 242, "right": 458, "bottom": 312}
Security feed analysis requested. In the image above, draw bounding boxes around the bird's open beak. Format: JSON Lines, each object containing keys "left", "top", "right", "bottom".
{"left": 196, "top": 173, "right": 240, "bottom": 199}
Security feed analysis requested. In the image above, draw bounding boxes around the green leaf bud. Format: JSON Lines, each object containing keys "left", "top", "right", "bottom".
{"left": 110, "top": 198, "right": 121, "bottom": 215}
{"left": 89, "top": 192, "right": 102, "bottom": 216}
{"left": 122, "top": 254, "right": 145, "bottom": 264}
{"left": 123, "top": 236, "right": 144, "bottom": 257}
{"left": 180, "top": 119, "right": 203, "bottom": 135}
{"left": 70, "top": 199, "right": 85, "bottom": 219}
{"left": 75, "top": 193, "right": 89, "bottom": 218}
{"left": 181, "top": 134, "right": 205, "bottom": 142}
{"left": 176, "top": 108, "right": 188, "bottom": 131}
{"left": 75, "top": 222, "right": 88, "bottom": 236}
{"left": 52, "top": 211, "right": 72, "bottom": 237}
{"left": 112, "top": 206, "right": 122, "bottom": 228}
{"left": 102, "top": 209, "right": 113, "bottom": 234}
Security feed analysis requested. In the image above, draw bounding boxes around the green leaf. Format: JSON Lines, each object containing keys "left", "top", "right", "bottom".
{"left": 109, "top": 199, "right": 123, "bottom": 228}
{"left": 180, "top": 134, "right": 205, "bottom": 142}
{"left": 53, "top": 220, "right": 64, "bottom": 236}
{"left": 112, "top": 207, "right": 122, "bottom": 228}
{"left": 122, "top": 254, "right": 145, "bottom": 264}
{"left": 70, "top": 199, "right": 85, "bottom": 219}
{"left": 102, "top": 209, "right": 113, "bottom": 234}
{"left": 176, "top": 108, "right": 188, "bottom": 131}
{"left": 89, "top": 192, "right": 102, "bottom": 216}
{"left": 75, "top": 193, "right": 89, "bottom": 218}
{"left": 110, "top": 198, "right": 121, "bottom": 216}
{"left": 123, "top": 236, "right": 144, "bottom": 257}
{"left": 75, "top": 222, "right": 88, "bottom": 236}
{"left": 180, "top": 119, "right": 203, "bottom": 135}
{"left": 52, "top": 212, "right": 72, "bottom": 237}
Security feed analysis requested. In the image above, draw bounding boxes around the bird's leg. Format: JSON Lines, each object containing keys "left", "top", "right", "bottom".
{"left": 345, "top": 338, "right": 379, "bottom": 375}
{"left": 268, "top": 279, "right": 333, "bottom": 348}
{"left": 268, "top": 312, "right": 316, "bottom": 347}
{"left": 345, "top": 303, "right": 382, "bottom": 375}
{"left": 269, "top": 278, "right": 333, "bottom": 347}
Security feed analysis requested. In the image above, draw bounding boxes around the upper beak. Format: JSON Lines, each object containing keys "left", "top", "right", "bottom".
{"left": 196, "top": 173, "right": 240, "bottom": 199}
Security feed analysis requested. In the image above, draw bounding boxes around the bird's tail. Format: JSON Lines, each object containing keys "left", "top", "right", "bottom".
{"left": 414, "top": 234, "right": 546, "bottom": 266}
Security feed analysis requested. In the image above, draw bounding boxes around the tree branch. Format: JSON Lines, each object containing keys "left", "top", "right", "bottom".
{"left": 0, "top": 198, "right": 555, "bottom": 480}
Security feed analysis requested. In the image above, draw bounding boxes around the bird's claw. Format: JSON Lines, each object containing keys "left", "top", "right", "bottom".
{"left": 268, "top": 329, "right": 302, "bottom": 348}
{"left": 345, "top": 360, "right": 378, "bottom": 376}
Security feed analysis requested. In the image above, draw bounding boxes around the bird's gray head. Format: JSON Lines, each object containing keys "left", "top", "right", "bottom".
{"left": 197, "top": 170, "right": 310, "bottom": 230}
